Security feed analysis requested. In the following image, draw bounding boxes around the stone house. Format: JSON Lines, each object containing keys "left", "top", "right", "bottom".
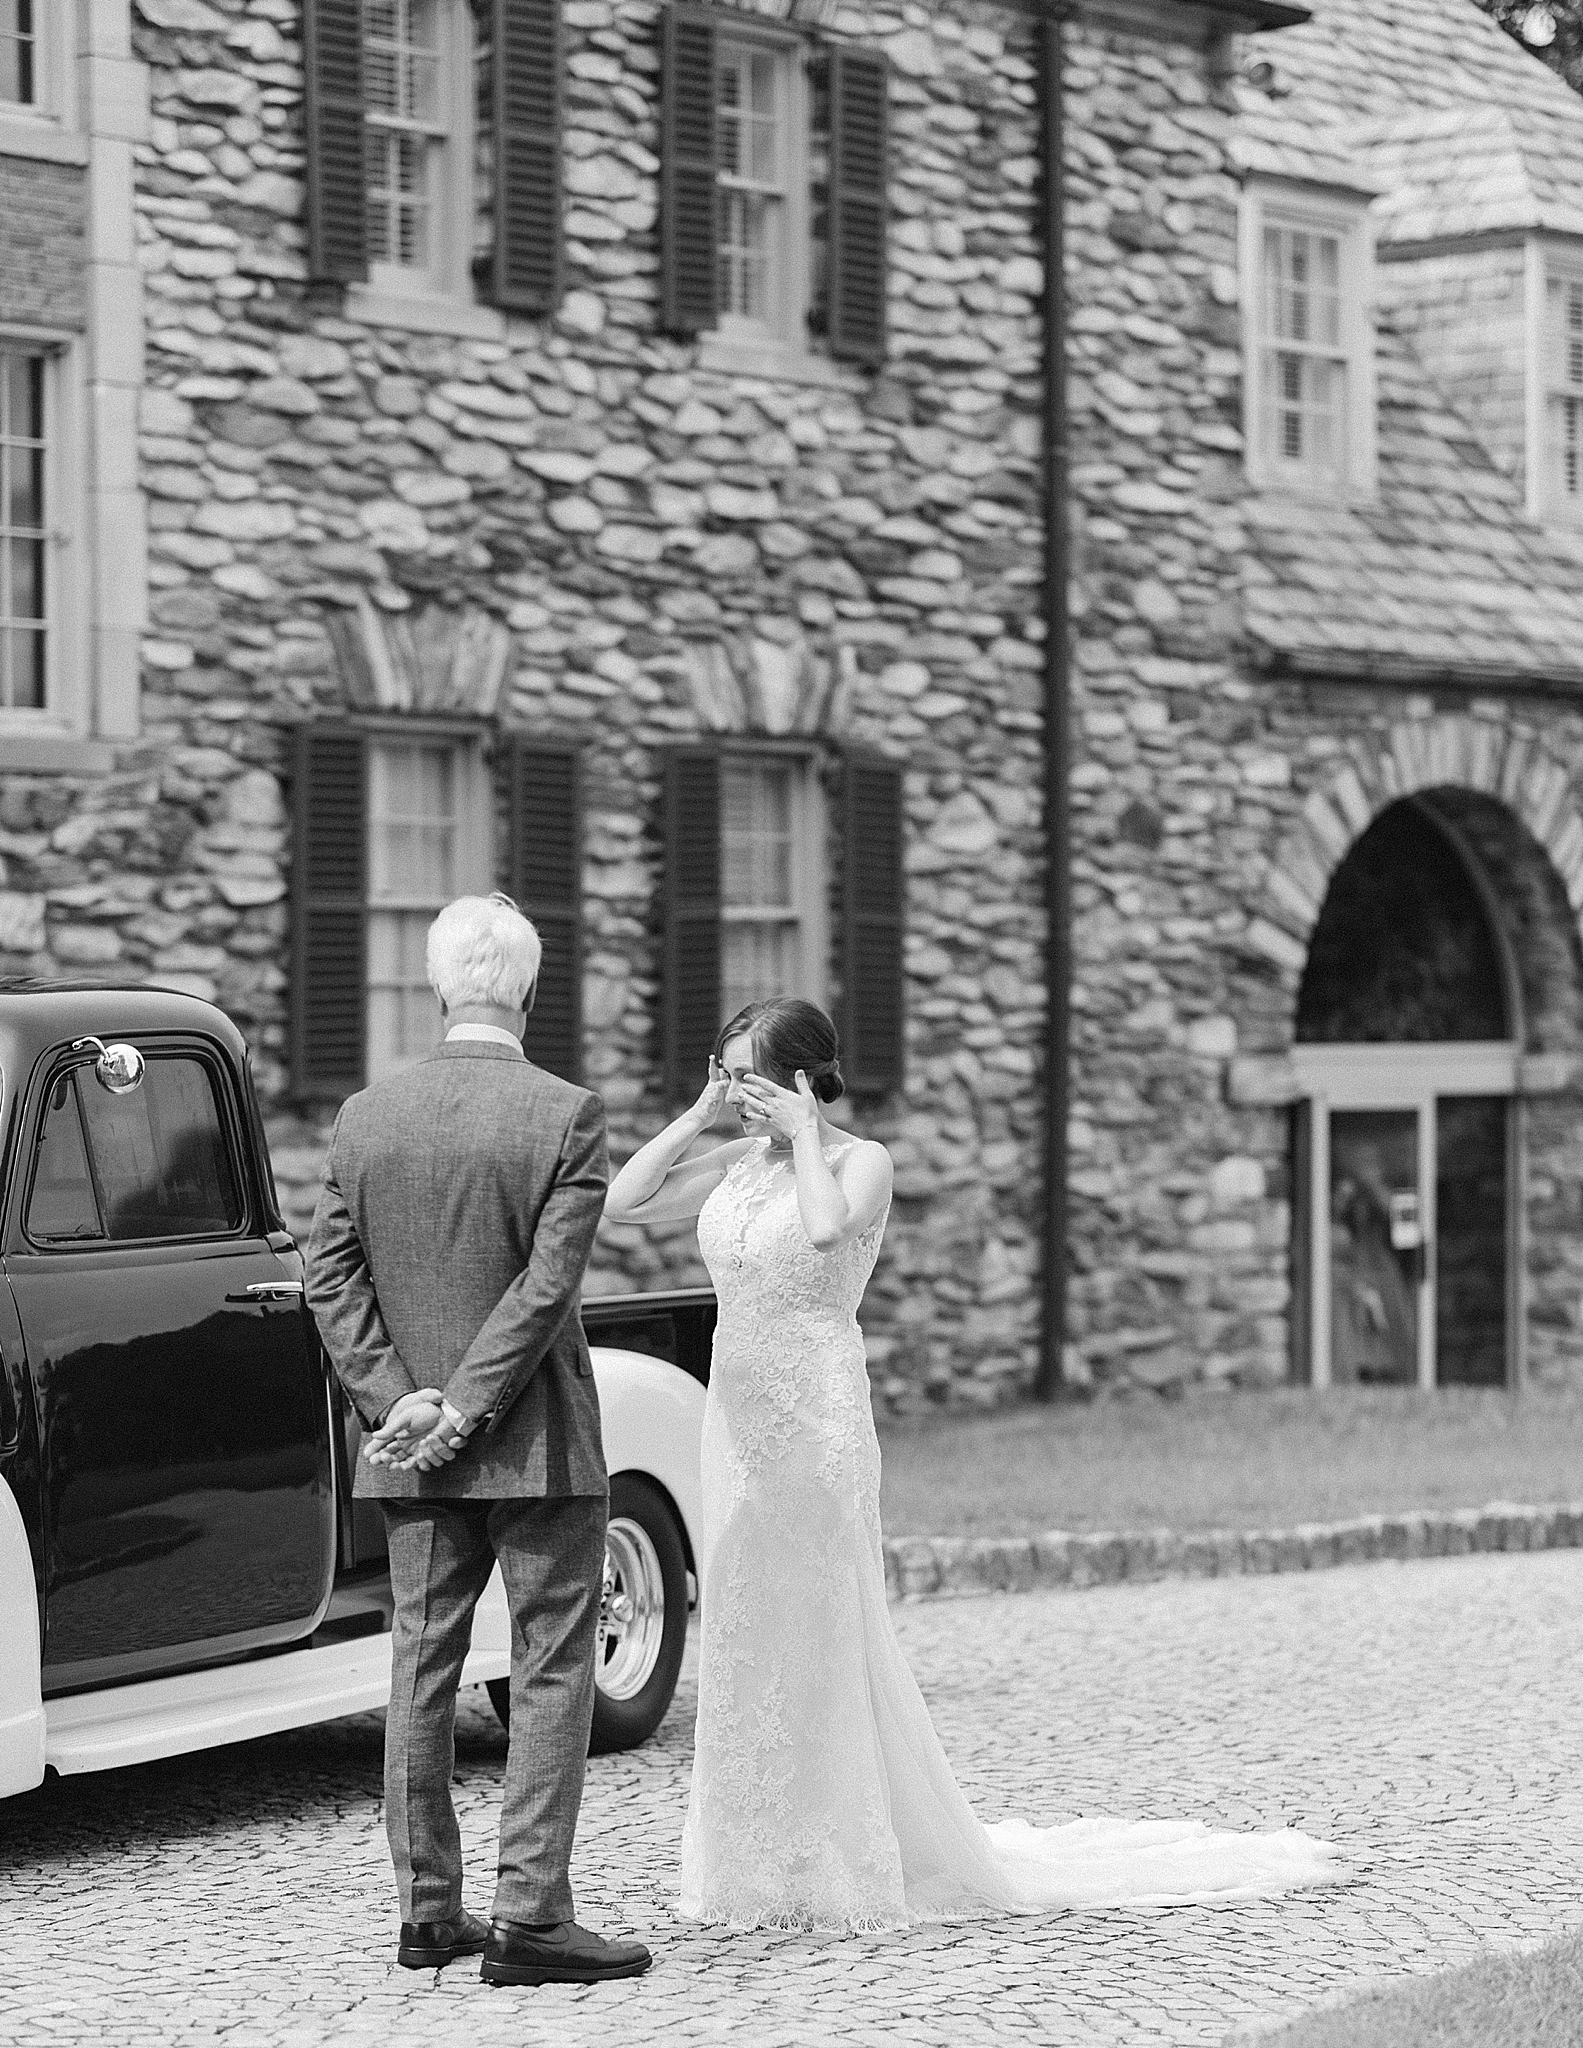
{"left": 6, "top": 0, "right": 1583, "bottom": 1407}
{"left": 1065, "top": 0, "right": 1583, "bottom": 1396}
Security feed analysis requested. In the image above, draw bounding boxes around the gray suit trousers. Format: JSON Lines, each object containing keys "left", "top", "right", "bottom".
{"left": 382, "top": 1495, "right": 607, "bottom": 1925}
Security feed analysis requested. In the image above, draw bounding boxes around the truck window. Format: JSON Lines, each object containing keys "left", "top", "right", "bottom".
{"left": 27, "top": 1056, "right": 244, "bottom": 1244}
{"left": 28, "top": 1074, "right": 101, "bottom": 1242}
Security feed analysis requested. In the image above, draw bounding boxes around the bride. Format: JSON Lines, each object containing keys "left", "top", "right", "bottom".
{"left": 604, "top": 996, "right": 1346, "bottom": 1931}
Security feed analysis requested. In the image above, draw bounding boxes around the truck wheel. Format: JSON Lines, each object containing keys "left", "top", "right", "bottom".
{"left": 486, "top": 1473, "right": 688, "bottom": 1756}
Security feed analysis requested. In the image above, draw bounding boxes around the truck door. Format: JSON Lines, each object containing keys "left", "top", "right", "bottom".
{"left": 7, "top": 1038, "right": 336, "bottom": 1692}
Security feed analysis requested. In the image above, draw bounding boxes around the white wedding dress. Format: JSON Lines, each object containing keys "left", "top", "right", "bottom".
{"left": 676, "top": 1135, "right": 1349, "bottom": 1932}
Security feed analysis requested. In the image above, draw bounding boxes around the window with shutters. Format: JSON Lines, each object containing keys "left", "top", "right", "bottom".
{"left": 664, "top": 7, "right": 887, "bottom": 378}
{"left": 720, "top": 754, "right": 827, "bottom": 1019}
{"left": 365, "top": 735, "right": 492, "bottom": 1081}
{"left": 1242, "top": 186, "right": 1374, "bottom": 498}
{"left": 1542, "top": 266, "right": 1583, "bottom": 524}
{"left": 360, "top": 0, "right": 476, "bottom": 302}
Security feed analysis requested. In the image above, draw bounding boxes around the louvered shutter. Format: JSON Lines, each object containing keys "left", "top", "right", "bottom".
{"left": 290, "top": 726, "right": 368, "bottom": 1098}
{"left": 839, "top": 753, "right": 904, "bottom": 1095}
{"left": 304, "top": 0, "right": 368, "bottom": 285}
{"left": 662, "top": 748, "right": 721, "bottom": 1101}
{"left": 504, "top": 738, "right": 583, "bottom": 1081}
{"left": 828, "top": 46, "right": 888, "bottom": 366}
{"left": 487, "top": 0, "right": 563, "bottom": 314}
{"left": 660, "top": 4, "right": 717, "bottom": 336}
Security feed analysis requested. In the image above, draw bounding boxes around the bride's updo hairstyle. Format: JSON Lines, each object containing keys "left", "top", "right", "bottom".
{"left": 713, "top": 997, "right": 846, "bottom": 1103}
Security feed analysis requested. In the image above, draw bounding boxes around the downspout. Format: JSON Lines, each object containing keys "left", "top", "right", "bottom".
{"left": 1033, "top": 1, "right": 1071, "bottom": 1401}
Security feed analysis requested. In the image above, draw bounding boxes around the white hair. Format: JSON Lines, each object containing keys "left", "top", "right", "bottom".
{"left": 426, "top": 893, "right": 542, "bottom": 1011}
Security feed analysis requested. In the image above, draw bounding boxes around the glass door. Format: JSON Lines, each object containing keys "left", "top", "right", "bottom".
{"left": 1295, "top": 1043, "right": 1516, "bottom": 1391}
{"left": 1328, "top": 1108, "right": 1425, "bottom": 1386}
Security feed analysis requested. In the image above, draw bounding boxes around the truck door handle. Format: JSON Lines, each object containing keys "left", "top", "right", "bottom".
{"left": 227, "top": 1281, "right": 306, "bottom": 1303}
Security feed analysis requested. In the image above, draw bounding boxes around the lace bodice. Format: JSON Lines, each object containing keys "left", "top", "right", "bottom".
{"left": 698, "top": 1134, "right": 885, "bottom": 1324}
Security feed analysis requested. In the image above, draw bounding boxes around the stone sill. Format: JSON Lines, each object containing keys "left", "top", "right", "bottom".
{"left": 0, "top": 112, "right": 89, "bottom": 165}
{"left": 0, "top": 730, "right": 116, "bottom": 773}
{"left": 697, "top": 333, "right": 861, "bottom": 389}
{"left": 344, "top": 284, "right": 506, "bottom": 342}
{"left": 885, "top": 1501, "right": 1583, "bottom": 1602}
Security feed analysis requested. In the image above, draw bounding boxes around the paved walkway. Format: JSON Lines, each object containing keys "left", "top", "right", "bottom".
{"left": 4, "top": 1552, "right": 1583, "bottom": 2047}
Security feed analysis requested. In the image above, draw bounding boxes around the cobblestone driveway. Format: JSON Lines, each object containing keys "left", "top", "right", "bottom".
{"left": 5, "top": 1551, "right": 1583, "bottom": 2048}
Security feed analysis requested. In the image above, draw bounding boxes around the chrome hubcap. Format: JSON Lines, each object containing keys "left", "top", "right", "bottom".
{"left": 597, "top": 1517, "right": 665, "bottom": 1701}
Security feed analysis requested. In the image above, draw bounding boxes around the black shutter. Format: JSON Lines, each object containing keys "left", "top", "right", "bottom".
{"left": 827, "top": 46, "right": 888, "bottom": 365}
{"left": 660, "top": 3, "right": 717, "bottom": 336}
{"left": 304, "top": 0, "right": 367, "bottom": 285}
{"left": 290, "top": 726, "right": 368, "bottom": 1098}
{"left": 487, "top": 0, "right": 562, "bottom": 314}
{"left": 839, "top": 752, "right": 904, "bottom": 1096}
{"left": 662, "top": 747, "right": 721, "bottom": 1101}
{"left": 504, "top": 738, "right": 583, "bottom": 1081}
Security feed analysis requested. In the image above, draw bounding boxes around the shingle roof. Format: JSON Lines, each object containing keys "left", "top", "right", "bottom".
{"left": 1238, "top": 0, "right": 1583, "bottom": 242}
{"left": 1242, "top": 322, "right": 1583, "bottom": 688}
{"left": 1234, "top": 0, "right": 1583, "bottom": 686}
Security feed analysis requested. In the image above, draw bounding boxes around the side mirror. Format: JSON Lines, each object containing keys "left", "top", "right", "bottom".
{"left": 71, "top": 1036, "right": 146, "bottom": 1096}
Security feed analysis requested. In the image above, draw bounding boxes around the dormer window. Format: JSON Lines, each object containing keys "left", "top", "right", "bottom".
{"left": 1542, "top": 266, "right": 1583, "bottom": 523}
{"left": 1243, "top": 186, "right": 1375, "bottom": 497}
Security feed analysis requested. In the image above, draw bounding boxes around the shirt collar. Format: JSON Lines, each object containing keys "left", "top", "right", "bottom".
{"left": 444, "top": 1023, "right": 526, "bottom": 1054}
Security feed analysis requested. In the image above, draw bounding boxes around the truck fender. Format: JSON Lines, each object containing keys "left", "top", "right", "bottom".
{"left": 0, "top": 1480, "right": 45, "bottom": 1797}
{"left": 591, "top": 1347, "right": 707, "bottom": 1592}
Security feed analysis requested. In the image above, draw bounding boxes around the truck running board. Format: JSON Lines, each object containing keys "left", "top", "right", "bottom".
{"left": 45, "top": 1632, "right": 510, "bottom": 1778}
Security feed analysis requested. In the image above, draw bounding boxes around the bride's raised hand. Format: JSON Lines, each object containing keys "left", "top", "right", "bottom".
{"left": 739, "top": 1068, "right": 820, "bottom": 1143}
{"left": 686, "top": 1054, "right": 730, "bottom": 1132}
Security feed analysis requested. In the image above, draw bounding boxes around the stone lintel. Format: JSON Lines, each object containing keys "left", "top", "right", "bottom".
{"left": 1226, "top": 1052, "right": 1300, "bottom": 1106}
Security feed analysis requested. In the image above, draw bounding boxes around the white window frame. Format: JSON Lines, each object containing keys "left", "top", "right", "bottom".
{"left": 347, "top": 0, "right": 490, "bottom": 336}
{"left": 0, "top": 1, "right": 82, "bottom": 163}
{"left": 364, "top": 726, "right": 494, "bottom": 1083}
{"left": 698, "top": 26, "right": 821, "bottom": 383}
{"left": 719, "top": 747, "right": 829, "bottom": 1019}
{"left": 1241, "top": 183, "right": 1376, "bottom": 500}
{"left": 0, "top": 330, "right": 87, "bottom": 741}
{"left": 1531, "top": 244, "right": 1583, "bottom": 528}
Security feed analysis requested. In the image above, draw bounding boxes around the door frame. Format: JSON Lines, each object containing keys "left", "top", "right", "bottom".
{"left": 1293, "top": 1040, "right": 1521, "bottom": 1390}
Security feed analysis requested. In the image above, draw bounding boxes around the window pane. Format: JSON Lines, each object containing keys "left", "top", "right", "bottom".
{"left": 723, "top": 922, "right": 798, "bottom": 1019}
{"left": 10, "top": 536, "right": 42, "bottom": 618}
{"left": 7, "top": 443, "right": 42, "bottom": 530}
{"left": 370, "top": 742, "right": 458, "bottom": 903}
{"left": 367, "top": 908, "right": 442, "bottom": 1078}
{"left": 4, "top": 350, "right": 41, "bottom": 439}
{"left": 27, "top": 1074, "right": 102, "bottom": 1243}
{"left": 6, "top": 626, "right": 45, "bottom": 710}
{"left": 0, "top": 0, "right": 33, "bottom": 106}
{"left": 76, "top": 1058, "right": 243, "bottom": 1241}
{"left": 722, "top": 762, "right": 794, "bottom": 910}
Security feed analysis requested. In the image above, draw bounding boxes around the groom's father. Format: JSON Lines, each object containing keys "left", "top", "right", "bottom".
{"left": 305, "top": 892, "right": 650, "bottom": 1987}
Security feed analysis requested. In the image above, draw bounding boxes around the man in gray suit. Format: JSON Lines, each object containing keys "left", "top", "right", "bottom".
{"left": 306, "top": 892, "right": 650, "bottom": 1987}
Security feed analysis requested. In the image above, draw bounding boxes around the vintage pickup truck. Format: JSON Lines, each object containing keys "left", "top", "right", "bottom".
{"left": 0, "top": 983, "right": 716, "bottom": 1801}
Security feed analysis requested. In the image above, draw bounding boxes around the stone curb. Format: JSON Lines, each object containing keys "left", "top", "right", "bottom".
{"left": 882, "top": 1502, "right": 1583, "bottom": 1601}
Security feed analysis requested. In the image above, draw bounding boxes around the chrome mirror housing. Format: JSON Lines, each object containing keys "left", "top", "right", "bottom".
{"left": 72, "top": 1036, "right": 146, "bottom": 1095}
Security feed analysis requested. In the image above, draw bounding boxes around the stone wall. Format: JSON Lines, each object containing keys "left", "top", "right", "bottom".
{"left": 0, "top": 0, "right": 1057, "bottom": 1411}
{"left": 0, "top": 156, "right": 87, "bottom": 330}
{"left": 1375, "top": 241, "right": 1529, "bottom": 487}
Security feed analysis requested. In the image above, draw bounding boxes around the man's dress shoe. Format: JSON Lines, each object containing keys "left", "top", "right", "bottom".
{"left": 397, "top": 1908, "right": 491, "bottom": 1970}
{"left": 480, "top": 1918, "right": 653, "bottom": 1986}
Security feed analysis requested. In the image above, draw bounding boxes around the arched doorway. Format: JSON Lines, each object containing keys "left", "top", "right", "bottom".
{"left": 1293, "top": 796, "right": 1519, "bottom": 1389}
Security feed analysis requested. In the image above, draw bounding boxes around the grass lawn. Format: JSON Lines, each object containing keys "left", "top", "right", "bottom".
{"left": 1234, "top": 1930, "right": 1583, "bottom": 2048}
{"left": 875, "top": 1385, "right": 1583, "bottom": 1539}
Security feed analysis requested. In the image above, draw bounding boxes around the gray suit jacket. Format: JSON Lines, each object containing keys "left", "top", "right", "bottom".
{"left": 305, "top": 1040, "right": 609, "bottom": 1501}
